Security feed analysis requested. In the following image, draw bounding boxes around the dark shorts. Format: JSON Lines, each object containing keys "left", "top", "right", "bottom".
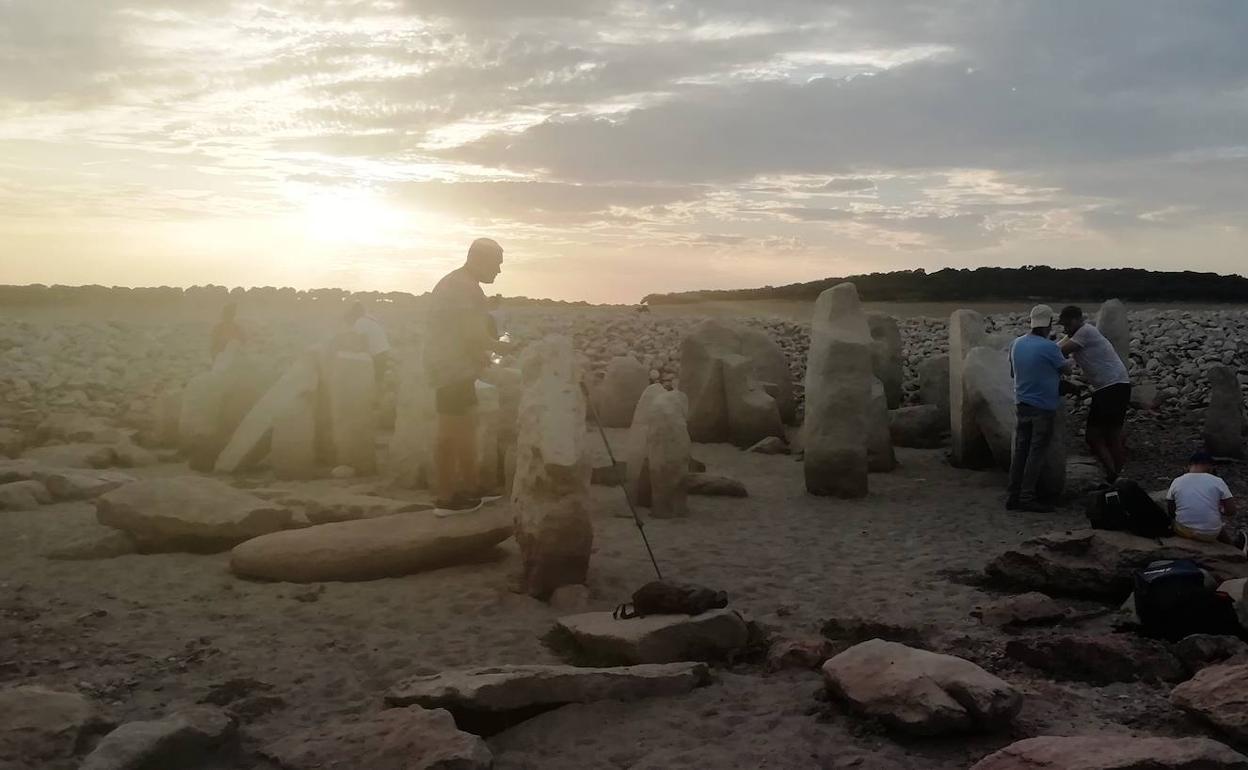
{"left": 1088, "top": 382, "right": 1131, "bottom": 432}
{"left": 435, "top": 380, "right": 478, "bottom": 416}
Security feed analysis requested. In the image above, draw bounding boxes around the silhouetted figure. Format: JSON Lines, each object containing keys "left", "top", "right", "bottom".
{"left": 210, "top": 303, "right": 247, "bottom": 363}
{"left": 345, "top": 301, "right": 392, "bottom": 382}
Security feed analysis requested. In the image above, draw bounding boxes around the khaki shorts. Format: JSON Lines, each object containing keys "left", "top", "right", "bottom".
{"left": 1174, "top": 522, "right": 1223, "bottom": 543}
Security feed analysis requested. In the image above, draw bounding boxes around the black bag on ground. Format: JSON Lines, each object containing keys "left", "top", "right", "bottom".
{"left": 1133, "top": 559, "right": 1242, "bottom": 641}
{"left": 613, "top": 582, "right": 728, "bottom": 619}
{"left": 1087, "top": 478, "right": 1173, "bottom": 538}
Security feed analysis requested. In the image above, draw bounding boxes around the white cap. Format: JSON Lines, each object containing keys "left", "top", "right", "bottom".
{"left": 1029, "top": 304, "right": 1055, "bottom": 328}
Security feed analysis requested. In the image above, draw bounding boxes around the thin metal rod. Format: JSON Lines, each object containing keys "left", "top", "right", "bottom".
{"left": 581, "top": 380, "right": 663, "bottom": 581}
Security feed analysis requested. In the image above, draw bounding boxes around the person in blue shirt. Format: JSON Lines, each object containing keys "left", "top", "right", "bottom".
{"left": 1007, "top": 304, "right": 1073, "bottom": 512}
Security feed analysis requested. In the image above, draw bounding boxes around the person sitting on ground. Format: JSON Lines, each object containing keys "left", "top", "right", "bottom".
{"left": 1007, "top": 304, "right": 1073, "bottom": 513}
{"left": 1167, "top": 450, "right": 1246, "bottom": 552}
{"left": 345, "top": 301, "right": 392, "bottom": 382}
{"left": 1058, "top": 305, "right": 1132, "bottom": 482}
{"left": 209, "top": 303, "right": 247, "bottom": 363}
{"left": 423, "top": 238, "right": 509, "bottom": 511}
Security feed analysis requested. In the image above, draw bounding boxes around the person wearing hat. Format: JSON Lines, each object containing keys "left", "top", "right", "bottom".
{"left": 1058, "top": 305, "right": 1132, "bottom": 482}
{"left": 1006, "top": 304, "right": 1073, "bottom": 512}
{"left": 1167, "top": 450, "right": 1244, "bottom": 550}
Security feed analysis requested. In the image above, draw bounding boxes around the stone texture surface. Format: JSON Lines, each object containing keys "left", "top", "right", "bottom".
{"left": 721, "top": 352, "right": 784, "bottom": 449}
{"left": 327, "top": 350, "right": 378, "bottom": 475}
{"left": 592, "top": 355, "right": 651, "bottom": 428}
{"left": 42, "top": 524, "right": 138, "bottom": 561}
{"left": 1172, "top": 662, "right": 1248, "bottom": 743}
{"left": 974, "top": 592, "right": 1066, "bottom": 628}
{"left": 79, "top": 706, "right": 235, "bottom": 770}
{"left": 889, "top": 404, "right": 947, "bottom": 449}
{"left": 34, "top": 468, "right": 135, "bottom": 501}
{"left": 0, "top": 479, "right": 51, "bottom": 510}
{"left": 230, "top": 506, "right": 512, "bottom": 583}
{"left": 389, "top": 354, "right": 437, "bottom": 490}
{"left": 1096, "top": 298, "right": 1131, "bottom": 369}
{"left": 1204, "top": 364, "right": 1245, "bottom": 458}
{"left": 625, "top": 385, "right": 690, "bottom": 517}
{"left": 1005, "top": 633, "right": 1186, "bottom": 684}
{"left": 214, "top": 352, "right": 319, "bottom": 473}
{"left": 686, "top": 473, "right": 748, "bottom": 497}
{"left": 918, "top": 354, "right": 951, "bottom": 418}
{"left": 822, "top": 639, "right": 1022, "bottom": 736}
{"left": 867, "top": 378, "right": 897, "bottom": 472}
{"left": 962, "top": 346, "right": 1015, "bottom": 470}
{"left": 0, "top": 685, "right": 102, "bottom": 770}
{"left": 949, "top": 309, "right": 989, "bottom": 467}
{"left": 868, "top": 312, "right": 905, "bottom": 409}
{"left": 554, "top": 609, "right": 749, "bottom": 665}
{"left": 971, "top": 735, "right": 1248, "bottom": 770}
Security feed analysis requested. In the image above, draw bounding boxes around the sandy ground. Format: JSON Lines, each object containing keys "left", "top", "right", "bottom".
{"left": 1, "top": 420, "right": 1230, "bottom": 769}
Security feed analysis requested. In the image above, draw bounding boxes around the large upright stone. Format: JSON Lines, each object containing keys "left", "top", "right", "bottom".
{"left": 918, "top": 355, "right": 951, "bottom": 419}
{"left": 804, "top": 283, "right": 872, "bottom": 498}
{"left": 963, "top": 346, "right": 1016, "bottom": 470}
{"left": 625, "top": 386, "right": 691, "bottom": 518}
{"left": 722, "top": 353, "right": 783, "bottom": 449}
{"left": 1096, "top": 298, "right": 1130, "bottom": 369}
{"left": 177, "top": 343, "right": 266, "bottom": 472}
{"left": 328, "top": 351, "right": 377, "bottom": 475}
{"left": 867, "top": 313, "right": 904, "bottom": 409}
{"left": 475, "top": 381, "right": 502, "bottom": 493}
{"left": 593, "top": 356, "right": 651, "bottom": 428}
{"left": 149, "top": 388, "right": 182, "bottom": 447}
{"left": 867, "top": 379, "right": 897, "bottom": 472}
{"left": 738, "top": 326, "right": 796, "bottom": 425}
{"left": 949, "top": 310, "right": 990, "bottom": 467}
{"left": 679, "top": 320, "right": 795, "bottom": 440}
{"left": 512, "top": 336, "right": 592, "bottom": 599}
{"left": 389, "top": 354, "right": 437, "bottom": 490}
{"left": 269, "top": 377, "right": 318, "bottom": 480}
{"left": 214, "top": 352, "right": 318, "bottom": 473}
{"left": 1204, "top": 365, "right": 1245, "bottom": 458}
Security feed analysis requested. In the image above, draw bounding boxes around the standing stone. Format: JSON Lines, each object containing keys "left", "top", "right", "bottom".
{"left": 270, "top": 378, "right": 318, "bottom": 480}
{"left": 918, "top": 355, "right": 951, "bottom": 419}
{"left": 214, "top": 352, "right": 319, "bottom": 473}
{"left": 867, "top": 313, "right": 904, "bottom": 409}
{"left": 950, "top": 311, "right": 992, "bottom": 467}
{"left": 1204, "top": 365, "right": 1245, "bottom": 458}
{"left": 679, "top": 320, "right": 737, "bottom": 442}
{"left": 150, "top": 388, "right": 182, "bottom": 447}
{"left": 626, "top": 386, "right": 691, "bottom": 518}
{"left": 1096, "top": 298, "right": 1130, "bottom": 369}
{"left": 328, "top": 351, "right": 377, "bottom": 475}
{"left": 805, "top": 283, "right": 872, "bottom": 498}
{"left": 177, "top": 343, "right": 265, "bottom": 472}
{"left": 721, "top": 353, "right": 783, "bottom": 448}
{"left": 475, "top": 381, "right": 501, "bottom": 493}
{"left": 963, "top": 347, "right": 1016, "bottom": 470}
{"left": 389, "top": 354, "right": 437, "bottom": 490}
{"left": 867, "top": 379, "right": 897, "bottom": 472}
{"left": 738, "top": 326, "right": 796, "bottom": 425}
{"left": 512, "top": 336, "right": 592, "bottom": 599}
{"left": 593, "top": 356, "right": 651, "bottom": 428}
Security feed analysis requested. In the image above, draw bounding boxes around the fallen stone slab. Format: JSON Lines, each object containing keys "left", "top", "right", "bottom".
{"left": 0, "top": 480, "right": 51, "bottom": 511}
{"left": 553, "top": 609, "right": 749, "bottom": 665}
{"left": 271, "top": 491, "right": 430, "bottom": 525}
{"left": 821, "top": 639, "right": 1022, "bottom": 736}
{"left": 973, "top": 592, "right": 1067, "bottom": 629}
{"left": 1172, "top": 662, "right": 1248, "bottom": 743}
{"left": 1005, "top": 632, "right": 1185, "bottom": 684}
{"left": 686, "top": 473, "right": 748, "bottom": 497}
{"left": 42, "top": 524, "right": 138, "bottom": 561}
{"left": 986, "top": 528, "right": 1248, "bottom": 600}
{"left": 22, "top": 443, "right": 117, "bottom": 469}
{"left": 230, "top": 505, "right": 512, "bottom": 583}
{"left": 96, "top": 477, "right": 292, "bottom": 553}
{"left": 0, "top": 685, "right": 107, "bottom": 770}
{"left": 888, "top": 404, "right": 947, "bottom": 449}
{"left": 0, "top": 459, "right": 40, "bottom": 484}
{"left": 34, "top": 468, "right": 135, "bottom": 501}
{"left": 261, "top": 706, "right": 491, "bottom": 770}
{"left": 80, "top": 706, "right": 235, "bottom": 770}
{"left": 386, "top": 662, "right": 709, "bottom": 734}
{"left": 971, "top": 735, "right": 1248, "bottom": 769}
{"left": 821, "top": 616, "right": 930, "bottom": 647}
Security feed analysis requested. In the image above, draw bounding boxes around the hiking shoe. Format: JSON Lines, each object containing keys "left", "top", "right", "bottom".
{"left": 1019, "top": 501, "right": 1056, "bottom": 513}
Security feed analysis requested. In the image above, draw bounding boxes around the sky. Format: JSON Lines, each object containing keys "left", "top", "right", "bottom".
{"left": 1, "top": 0, "right": 1246, "bottom": 303}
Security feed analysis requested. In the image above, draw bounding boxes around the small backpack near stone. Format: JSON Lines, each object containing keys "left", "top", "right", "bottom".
{"left": 1133, "top": 559, "right": 1242, "bottom": 642}
{"left": 613, "top": 581, "right": 729, "bottom": 619}
{"left": 1086, "top": 478, "right": 1172, "bottom": 539}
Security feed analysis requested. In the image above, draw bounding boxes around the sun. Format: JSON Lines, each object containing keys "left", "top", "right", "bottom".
{"left": 296, "top": 186, "right": 408, "bottom": 247}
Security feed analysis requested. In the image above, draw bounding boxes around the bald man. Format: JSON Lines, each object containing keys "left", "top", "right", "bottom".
{"left": 423, "top": 238, "right": 506, "bottom": 511}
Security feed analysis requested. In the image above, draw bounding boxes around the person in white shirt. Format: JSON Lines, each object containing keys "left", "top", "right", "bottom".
{"left": 1058, "top": 305, "right": 1131, "bottom": 482}
{"left": 1167, "top": 450, "right": 1244, "bottom": 551}
{"left": 345, "top": 301, "right": 392, "bottom": 381}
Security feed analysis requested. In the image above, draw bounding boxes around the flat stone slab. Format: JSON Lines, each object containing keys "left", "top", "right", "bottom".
{"left": 269, "top": 491, "right": 430, "bottom": 525}
{"left": 96, "top": 477, "right": 292, "bottom": 553}
{"left": 972, "top": 735, "right": 1248, "bottom": 769}
{"left": 386, "top": 662, "right": 710, "bottom": 716}
{"left": 33, "top": 468, "right": 135, "bottom": 501}
{"left": 230, "top": 505, "right": 512, "bottom": 583}
{"left": 80, "top": 706, "right": 235, "bottom": 770}
{"left": 1172, "top": 662, "right": 1248, "bottom": 743}
{"left": 42, "top": 524, "right": 138, "bottom": 561}
{"left": 0, "top": 685, "right": 106, "bottom": 769}
{"left": 553, "top": 609, "right": 749, "bottom": 665}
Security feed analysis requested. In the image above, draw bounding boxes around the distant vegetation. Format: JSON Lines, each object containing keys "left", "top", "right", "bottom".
{"left": 0, "top": 284, "right": 595, "bottom": 308}
{"left": 642, "top": 267, "right": 1248, "bottom": 305}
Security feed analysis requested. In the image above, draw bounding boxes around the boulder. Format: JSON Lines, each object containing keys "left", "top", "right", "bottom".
{"left": 949, "top": 310, "right": 990, "bottom": 467}
{"left": 0, "top": 459, "right": 39, "bottom": 484}
{"left": 553, "top": 609, "right": 749, "bottom": 665}
{"left": 178, "top": 344, "right": 266, "bottom": 472}
{"left": 327, "top": 351, "right": 377, "bottom": 475}
{"left": 36, "top": 412, "right": 126, "bottom": 445}
{"left": 625, "top": 385, "right": 690, "bottom": 517}
{"left": 738, "top": 325, "right": 796, "bottom": 425}
{"left": 385, "top": 663, "right": 710, "bottom": 726}
{"left": 1204, "top": 364, "right": 1245, "bottom": 458}
{"left": 821, "top": 639, "right": 1022, "bottom": 736}
{"left": 96, "top": 477, "right": 292, "bottom": 553}
{"left": 986, "top": 528, "right": 1248, "bottom": 599}
{"left": 1096, "top": 298, "right": 1130, "bottom": 369}
{"left": 42, "top": 524, "right": 138, "bottom": 561}
{"left": 111, "top": 442, "right": 158, "bottom": 468}
{"left": 747, "top": 436, "right": 788, "bottom": 454}
{"left": 230, "top": 505, "right": 512, "bottom": 583}
{"left": 269, "top": 375, "right": 319, "bottom": 480}
{"left": 766, "top": 638, "right": 835, "bottom": 672}
{"left": 80, "top": 706, "right": 235, "bottom": 770}
{"left": 548, "top": 584, "right": 591, "bottom": 613}
{"left": 214, "top": 352, "right": 318, "bottom": 473}
{"left": 971, "top": 736, "right": 1248, "bottom": 770}
{"left": 867, "top": 312, "right": 904, "bottom": 409}
{"left": 389, "top": 355, "right": 437, "bottom": 489}
{"left": 962, "top": 346, "right": 1015, "bottom": 470}
{"left": 721, "top": 353, "right": 783, "bottom": 448}
{"left": 679, "top": 320, "right": 795, "bottom": 440}
{"left": 804, "top": 283, "right": 872, "bottom": 498}
{"left": 867, "top": 378, "right": 897, "bottom": 472}
{"left": 918, "top": 355, "right": 951, "bottom": 419}
{"left": 34, "top": 468, "right": 134, "bottom": 501}
{"left": 686, "top": 473, "right": 747, "bottom": 497}
{"left": 22, "top": 443, "right": 117, "bottom": 469}
{"left": 0, "top": 685, "right": 103, "bottom": 769}
{"left": 1172, "top": 662, "right": 1248, "bottom": 743}
{"left": 261, "top": 707, "right": 491, "bottom": 770}
{"left": 512, "top": 336, "right": 593, "bottom": 598}
{"left": 1005, "top": 632, "right": 1185, "bottom": 684}
{"left": 592, "top": 356, "right": 651, "bottom": 428}
{"left": 0, "top": 479, "right": 51, "bottom": 510}
{"left": 1130, "top": 380, "right": 1164, "bottom": 411}
{"left": 1174, "top": 635, "right": 1248, "bottom": 674}
{"left": 889, "top": 404, "right": 947, "bottom": 449}
{"left": 974, "top": 592, "right": 1066, "bottom": 629}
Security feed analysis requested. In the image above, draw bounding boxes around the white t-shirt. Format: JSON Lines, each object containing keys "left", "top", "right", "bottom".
{"left": 353, "top": 316, "right": 391, "bottom": 357}
{"left": 1167, "top": 472, "right": 1233, "bottom": 535}
{"left": 1069, "top": 323, "right": 1129, "bottom": 391}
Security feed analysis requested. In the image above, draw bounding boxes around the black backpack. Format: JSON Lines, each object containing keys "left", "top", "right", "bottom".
{"left": 1133, "top": 559, "right": 1242, "bottom": 641}
{"left": 1087, "top": 478, "right": 1173, "bottom": 539}
{"left": 613, "top": 582, "right": 728, "bottom": 619}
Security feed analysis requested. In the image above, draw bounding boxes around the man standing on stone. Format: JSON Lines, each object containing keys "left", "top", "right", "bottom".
{"left": 1058, "top": 305, "right": 1132, "bottom": 482}
{"left": 1007, "top": 305, "right": 1072, "bottom": 512}
{"left": 424, "top": 238, "right": 506, "bottom": 511}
